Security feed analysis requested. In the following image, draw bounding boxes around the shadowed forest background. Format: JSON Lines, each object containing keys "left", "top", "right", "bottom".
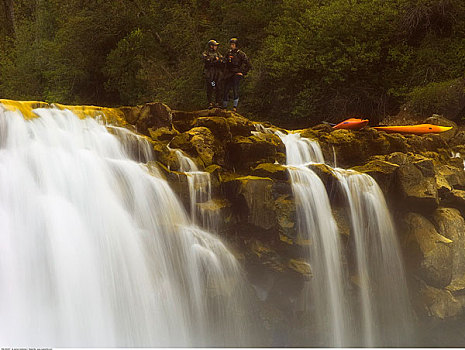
{"left": 1, "top": 0, "right": 465, "bottom": 127}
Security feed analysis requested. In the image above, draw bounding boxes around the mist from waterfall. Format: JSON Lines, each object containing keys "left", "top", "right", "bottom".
{"left": 0, "top": 105, "right": 258, "bottom": 347}
{"left": 275, "top": 129, "right": 413, "bottom": 347}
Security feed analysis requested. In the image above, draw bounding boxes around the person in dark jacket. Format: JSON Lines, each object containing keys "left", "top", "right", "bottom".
{"left": 202, "top": 39, "right": 223, "bottom": 109}
{"left": 222, "top": 38, "right": 251, "bottom": 112}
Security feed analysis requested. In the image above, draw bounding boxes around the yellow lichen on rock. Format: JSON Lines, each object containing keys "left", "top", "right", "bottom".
{"left": 54, "top": 103, "right": 128, "bottom": 126}
{"left": 0, "top": 99, "right": 128, "bottom": 126}
{"left": 0, "top": 99, "right": 50, "bottom": 119}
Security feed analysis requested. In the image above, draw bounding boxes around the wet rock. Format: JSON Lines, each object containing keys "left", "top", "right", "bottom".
{"left": 153, "top": 146, "right": 182, "bottom": 171}
{"left": 332, "top": 207, "right": 351, "bottom": 237}
{"left": 248, "top": 239, "right": 286, "bottom": 272}
{"left": 197, "top": 199, "right": 233, "bottom": 233}
{"left": 222, "top": 176, "right": 276, "bottom": 230}
{"left": 288, "top": 259, "right": 312, "bottom": 278}
{"left": 443, "top": 189, "right": 465, "bottom": 213}
{"left": 397, "top": 162, "right": 438, "bottom": 210}
{"left": 433, "top": 208, "right": 465, "bottom": 295}
{"left": 404, "top": 213, "right": 453, "bottom": 288}
{"left": 273, "top": 195, "right": 297, "bottom": 241}
{"left": 151, "top": 161, "right": 190, "bottom": 204}
{"left": 351, "top": 159, "right": 399, "bottom": 193}
{"left": 307, "top": 163, "right": 338, "bottom": 190}
{"left": 450, "top": 131, "right": 465, "bottom": 148}
{"left": 437, "top": 165, "right": 465, "bottom": 190}
{"left": 419, "top": 282, "right": 463, "bottom": 319}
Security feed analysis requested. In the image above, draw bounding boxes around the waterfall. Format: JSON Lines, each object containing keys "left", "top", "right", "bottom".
{"left": 334, "top": 169, "right": 413, "bottom": 346}
{"left": 275, "top": 130, "right": 413, "bottom": 347}
{"left": 276, "top": 131, "right": 351, "bottom": 346}
{"left": 0, "top": 104, "right": 256, "bottom": 347}
{"left": 174, "top": 150, "right": 219, "bottom": 232}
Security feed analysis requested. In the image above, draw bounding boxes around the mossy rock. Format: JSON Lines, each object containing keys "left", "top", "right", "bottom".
{"left": 307, "top": 163, "right": 338, "bottom": 188}
{"left": 226, "top": 135, "right": 280, "bottom": 171}
{"left": 171, "top": 127, "right": 224, "bottom": 167}
{"left": 193, "top": 116, "right": 232, "bottom": 141}
{"left": 225, "top": 114, "right": 256, "bottom": 136}
{"left": 252, "top": 163, "right": 288, "bottom": 181}
{"left": 149, "top": 126, "right": 179, "bottom": 143}
{"left": 119, "top": 105, "right": 142, "bottom": 125}
{"left": 299, "top": 127, "right": 324, "bottom": 140}
{"left": 136, "top": 102, "right": 173, "bottom": 135}
{"left": 171, "top": 110, "right": 198, "bottom": 132}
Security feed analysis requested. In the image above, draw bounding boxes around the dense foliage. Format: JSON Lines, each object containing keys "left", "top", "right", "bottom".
{"left": 1, "top": 0, "right": 464, "bottom": 126}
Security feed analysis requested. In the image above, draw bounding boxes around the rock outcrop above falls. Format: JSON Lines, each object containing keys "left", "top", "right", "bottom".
{"left": 114, "top": 101, "right": 465, "bottom": 332}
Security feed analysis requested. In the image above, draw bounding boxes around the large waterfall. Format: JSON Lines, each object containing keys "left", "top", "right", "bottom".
{"left": 275, "top": 130, "right": 413, "bottom": 347}
{"left": 0, "top": 104, "right": 257, "bottom": 347}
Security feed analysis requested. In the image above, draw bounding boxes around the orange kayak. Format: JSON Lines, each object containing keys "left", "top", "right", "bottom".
{"left": 333, "top": 118, "right": 369, "bottom": 130}
{"left": 373, "top": 124, "right": 452, "bottom": 135}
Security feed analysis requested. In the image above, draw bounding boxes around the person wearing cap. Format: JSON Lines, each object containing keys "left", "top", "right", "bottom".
{"left": 202, "top": 39, "right": 224, "bottom": 109}
{"left": 222, "top": 38, "right": 251, "bottom": 112}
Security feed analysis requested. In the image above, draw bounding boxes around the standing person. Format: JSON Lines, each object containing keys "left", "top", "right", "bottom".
{"left": 222, "top": 38, "right": 251, "bottom": 112}
{"left": 202, "top": 39, "right": 223, "bottom": 109}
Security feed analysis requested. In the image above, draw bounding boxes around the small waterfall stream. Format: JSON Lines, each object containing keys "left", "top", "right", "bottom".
{"left": 0, "top": 104, "right": 256, "bottom": 347}
{"left": 274, "top": 129, "right": 413, "bottom": 346}
{"left": 276, "top": 131, "right": 351, "bottom": 346}
{"left": 174, "top": 150, "right": 219, "bottom": 232}
{"left": 334, "top": 169, "right": 413, "bottom": 346}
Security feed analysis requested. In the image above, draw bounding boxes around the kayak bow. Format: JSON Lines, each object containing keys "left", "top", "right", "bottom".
{"left": 333, "top": 118, "right": 369, "bottom": 130}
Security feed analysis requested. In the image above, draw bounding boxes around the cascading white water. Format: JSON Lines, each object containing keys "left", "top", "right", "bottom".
{"left": 274, "top": 128, "right": 413, "bottom": 347}
{"left": 334, "top": 169, "right": 413, "bottom": 346}
{"left": 107, "top": 125, "right": 154, "bottom": 163}
{"left": 174, "top": 150, "right": 219, "bottom": 232}
{"left": 0, "top": 105, "right": 257, "bottom": 347}
{"left": 276, "top": 131, "right": 351, "bottom": 347}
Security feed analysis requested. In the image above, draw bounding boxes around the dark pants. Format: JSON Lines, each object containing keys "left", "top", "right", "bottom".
{"left": 223, "top": 74, "right": 242, "bottom": 108}
{"left": 205, "top": 69, "right": 222, "bottom": 105}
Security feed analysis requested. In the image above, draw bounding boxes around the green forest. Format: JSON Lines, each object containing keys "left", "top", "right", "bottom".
{"left": 1, "top": 0, "right": 465, "bottom": 126}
